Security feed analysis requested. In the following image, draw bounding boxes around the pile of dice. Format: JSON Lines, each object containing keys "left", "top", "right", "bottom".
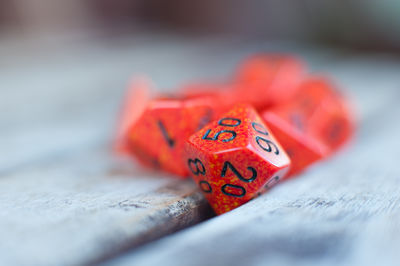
{"left": 115, "top": 54, "right": 355, "bottom": 215}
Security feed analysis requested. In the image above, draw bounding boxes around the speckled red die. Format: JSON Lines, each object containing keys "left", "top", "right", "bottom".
{"left": 261, "top": 77, "right": 354, "bottom": 177}
{"left": 185, "top": 104, "right": 291, "bottom": 214}
{"left": 261, "top": 106, "right": 329, "bottom": 178}
{"left": 234, "top": 54, "right": 306, "bottom": 108}
{"left": 303, "top": 78, "right": 355, "bottom": 152}
{"left": 125, "top": 94, "right": 227, "bottom": 177}
{"left": 114, "top": 77, "right": 153, "bottom": 154}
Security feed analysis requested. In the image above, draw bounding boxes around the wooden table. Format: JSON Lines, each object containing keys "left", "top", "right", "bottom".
{"left": 1, "top": 34, "right": 399, "bottom": 266}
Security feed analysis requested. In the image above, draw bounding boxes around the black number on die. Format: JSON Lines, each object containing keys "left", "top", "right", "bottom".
{"left": 202, "top": 117, "right": 241, "bottom": 142}
{"left": 255, "top": 136, "right": 280, "bottom": 155}
{"left": 187, "top": 158, "right": 206, "bottom": 175}
{"left": 251, "top": 122, "right": 280, "bottom": 155}
{"left": 199, "top": 180, "right": 212, "bottom": 193}
{"left": 251, "top": 122, "right": 269, "bottom": 135}
{"left": 221, "top": 161, "right": 257, "bottom": 183}
{"left": 221, "top": 184, "right": 246, "bottom": 198}
{"left": 218, "top": 117, "right": 241, "bottom": 127}
{"left": 157, "top": 120, "right": 175, "bottom": 148}
{"left": 202, "top": 129, "right": 237, "bottom": 142}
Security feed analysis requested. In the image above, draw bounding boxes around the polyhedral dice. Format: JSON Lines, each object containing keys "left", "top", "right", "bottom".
{"left": 185, "top": 104, "right": 291, "bottom": 214}
{"left": 125, "top": 94, "right": 229, "bottom": 177}
{"left": 303, "top": 78, "right": 355, "bottom": 152}
{"left": 234, "top": 54, "right": 306, "bottom": 109}
{"left": 261, "top": 77, "right": 354, "bottom": 177}
{"left": 114, "top": 77, "right": 153, "bottom": 154}
{"left": 261, "top": 106, "right": 329, "bottom": 178}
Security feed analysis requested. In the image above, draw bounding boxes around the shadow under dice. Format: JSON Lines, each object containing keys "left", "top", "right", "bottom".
{"left": 185, "top": 104, "right": 291, "bottom": 215}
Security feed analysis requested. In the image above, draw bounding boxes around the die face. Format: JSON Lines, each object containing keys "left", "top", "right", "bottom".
{"left": 311, "top": 108, "right": 354, "bottom": 153}
{"left": 128, "top": 98, "right": 185, "bottom": 176}
{"left": 186, "top": 145, "right": 288, "bottom": 215}
{"left": 187, "top": 104, "right": 291, "bottom": 168}
{"left": 295, "top": 78, "right": 355, "bottom": 152}
{"left": 234, "top": 54, "right": 306, "bottom": 108}
{"left": 128, "top": 140, "right": 161, "bottom": 169}
{"left": 246, "top": 111, "right": 292, "bottom": 169}
{"left": 127, "top": 96, "right": 224, "bottom": 177}
{"left": 185, "top": 104, "right": 291, "bottom": 214}
{"left": 289, "top": 78, "right": 341, "bottom": 123}
{"left": 188, "top": 106, "right": 254, "bottom": 155}
{"left": 114, "top": 78, "right": 153, "bottom": 154}
{"left": 262, "top": 110, "right": 328, "bottom": 177}
{"left": 259, "top": 77, "right": 353, "bottom": 177}
{"left": 182, "top": 95, "right": 231, "bottom": 131}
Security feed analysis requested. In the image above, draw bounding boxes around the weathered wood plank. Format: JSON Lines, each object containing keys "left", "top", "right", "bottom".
{"left": 0, "top": 35, "right": 223, "bottom": 266}
{"left": 0, "top": 148, "right": 212, "bottom": 266}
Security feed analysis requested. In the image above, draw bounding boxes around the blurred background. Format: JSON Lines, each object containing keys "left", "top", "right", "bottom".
{"left": 1, "top": 0, "right": 400, "bottom": 50}
{"left": 2, "top": 0, "right": 400, "bottom": 174}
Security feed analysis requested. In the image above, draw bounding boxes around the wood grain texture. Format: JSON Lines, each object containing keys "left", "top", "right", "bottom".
{"left": 1, "top": 34, "right": 400, "bottom": 266}
{"left": 0, "top": 149, "right": 212, "bottom": 266}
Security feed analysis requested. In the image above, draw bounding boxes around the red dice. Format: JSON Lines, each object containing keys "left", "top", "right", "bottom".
{"left": 114, "top": 77, "right": 153, "bottom": 154}
{"left": 185, "top": 104, "right": 291, "bottom": 214}
{"left": 304, "top": 79, "right": 355, "bottom": 152}
{"left": 125, "top": 94, "right": 229, "bottom": 177}
{"left": 261, "top": 77, "right": 354, "bottom": 177}
{"left": 115, "top": 54, "right": 356, "bottom": 215}
{"left": 234, "top": 54, "right": 306, "bottom": 109}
